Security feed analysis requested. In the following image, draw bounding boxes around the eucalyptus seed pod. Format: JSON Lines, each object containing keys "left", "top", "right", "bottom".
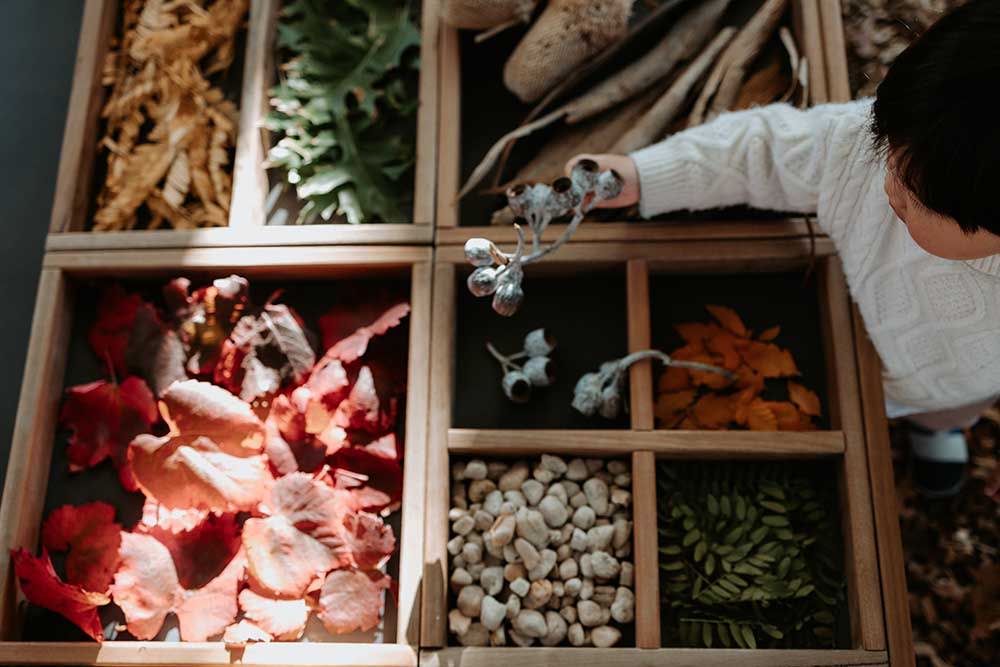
{"left": 571, "top": 372, "right": 603, "bottom": 417}
{"left": 507, "top": 184, "right": 531, "bottom": 218}
{"left": 523, "top": 328, "right": 556, "bottom": 356}
{"left": 502, "top": 370, "right": 533, "bottom": 403}
{"left": 492, "top": 279, "right": 525, "bottom": 317}
{"left": 468, "top": 266, "right": 501, "bottom": 297}
{"left": 594, "top": 169, "right": 625, "bottom": 202}
{"left": 599, "top": 384, "right": 622, "bottom": 420}
{"left": 570, "top": 158, "right": 601, "bottom": 191}
{"left": 523, "top": 356, "right": 555, "bottom": 387}
{"left": 466, "top": 238, "right": 498, "bottom": 267}
{"left": 551, "top": 177, "right": 582, "bottom": 215}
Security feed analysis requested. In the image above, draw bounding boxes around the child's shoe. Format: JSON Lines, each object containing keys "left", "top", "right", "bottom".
{"left": 908, "top": 425, "right": 969, "bottom": 498}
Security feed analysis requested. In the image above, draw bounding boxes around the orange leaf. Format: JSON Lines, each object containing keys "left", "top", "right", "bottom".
{"left": 317, "top": 569, "right": 392, "bottom": 635}
{"left": 758, "top": 325, "right": 781, "bottom": 341}
{"left": 658, "top": 366, "right": 691, "bottom": 392}
{"left": 747, "top": 400, "right": 778, "bottom": 431}
{"left": 677, "top": 417, "right": 700, "bottom": 430}
{"left": 674, "top": 322, "right": 721, "bottom": 343}
{"left": 655, "top": 390, "right": 697, "bottom": 425}
{"left": 706, "top": 305, "right": 749, "bottom": 338}
{"left": 788, "top": 381, "right": 822, "bottom": 417}
{"left": 763, "top": 401, "right": 807, "bottom": 431}
{"left": 692, "top": 394, "right": 734, "bottom": 430}
{"left": 706, "top": 329, "right": 741, "bottom": 370}
{"left": 740, "top": 341, "right": 799, "bottom": 378}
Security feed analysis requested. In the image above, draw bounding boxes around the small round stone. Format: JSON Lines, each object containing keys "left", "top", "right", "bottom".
{"left": 464, "top": 460, "right": 488, "bottom": 480}
{"left": 572, "top": 506, "right": 596, "bottom": 530}
{"left": 457, "top": 585, "right": 484, "bottom": 617}
{"left": 577, "top": 600, "right": 603, "bottom": 627}
{"left": 459, "top": 623, "right": 490, "bottom": 647}
{"left": 592, "top": 625, "right": 622, "bottom": 648}
{"left": 512, "top": 610, "right": 547, "bottom": 638}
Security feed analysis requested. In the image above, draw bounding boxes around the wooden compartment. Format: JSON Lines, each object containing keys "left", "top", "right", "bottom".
{"left": 421, "top": 238, "right": 888, "bottom": 665}
{"left": 0, "top": 246, "right": 433, "bottom": 666}
{"left": 46, "top": 0, "right": 439, "bottom": 252}
{"left": 435, "top": 0, "right": 834, "bottom": 247}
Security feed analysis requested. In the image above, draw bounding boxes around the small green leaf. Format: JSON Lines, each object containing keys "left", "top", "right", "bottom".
{"left": 760, "top": 500, "right": 786, "bottom": 514}
{"left": 694, "top": 541, "right": 707, "bottom": 562}
{"left": 741, "top": 625, "right": 757, "bottom": 649}
{"left": 705, "top": 553, "right": 716, "bottom": 576}
{"left": 702, "top": 621, "right": 713, "bottom": 647}
{"left": 761, "top": 515, "right": 789, "bottom": 527}
{"left": 707, "top": 494, "right": 719, "bottom": 516}
{"left": 683, "top": 529, "right": 701, "bottom": 547}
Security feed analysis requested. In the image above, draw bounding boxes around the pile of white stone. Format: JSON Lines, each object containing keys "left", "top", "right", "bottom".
{"left": 448, "top": 455, "right": 634, "bottom": 647}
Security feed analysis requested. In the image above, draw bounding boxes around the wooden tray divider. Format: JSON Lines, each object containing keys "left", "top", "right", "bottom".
{"left": 627, "top": 260, "right": 654, "bottom": 431}
{"left": 817, "top": 259, "right": 885, "bottom": 651}
{"left": 631, "top": 451, "right": 660, "bottom": 648}
{"left": 435, "top": 22, "right": 461, "bottom": 230}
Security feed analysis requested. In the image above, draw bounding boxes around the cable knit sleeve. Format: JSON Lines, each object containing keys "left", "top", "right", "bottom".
{"left": 629, "top": 101, "right": 873, "bottom": 219}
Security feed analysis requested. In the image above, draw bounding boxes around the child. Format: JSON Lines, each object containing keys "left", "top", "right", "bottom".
{"left": 569, "top": 0, "right": 1000, "bottom": 497}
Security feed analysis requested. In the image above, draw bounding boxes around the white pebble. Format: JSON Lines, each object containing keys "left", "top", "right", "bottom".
{"left": 469, "top": 479, "right": 497, "bottom": 503}
{"left": 462, "top": 542, "right": 482, "bottom": 564}
{"left": 610, "top": 487, "right": 631, "bottom": 507}
{"left": 490, "top": 626, "right": 506, "bottom": 646}
{"left": 572, "top": 506, "right": 596, "bottom": 530}
{"left": 464, "top": 460, "right": 487, "bottom": 480}
{"left": 474, "top": 510, "right": 494, "bottom": 532}
{"left": 498, "top": 463, "right": 529, "bottom": 491}
{"left": 592, "top": 625, "right": 621, "bottom": 648}
{"left": 579, "top": 553, "right": 594, "bottom": 578}
{"left": 612, "top": 518, "right": 630, "bottom": 549}
{"left": 570, "top": 528, "right": 588, "bottom": 552}
{"left": 587, "top": 524, "right": 615, "bottom": 552}
{"left": 569, "top": 492, "right": 588, "bottom": 509}
{"left": 480, "top": 596, "right": 506, "bottom": 631}
{"left": 541, "top": 610, "right": 568, "bottom": 646}
{"left": 567, "top": 622, "right": 586, "bottom": 646}
{"left": 580, "top": 578, "right": 594, "bottom": 600}
{"left": 480, "top": 566, "right": 503, "bottom": 596}
{"left": 457, "top": 585, "right": 484, "bottom": 617}
{"left": 619, "top": 561, "right": 634, "bottom": 587}
{"left": 539, "top": 496, "right": 569, "bottom": 528}
{"left": 512, "top": 610, "right": 547, "bottom": 638}
{"left": 540, "top": 454, "right": 568, "bottom": 476}
{"left": 613, "top": 473, "right": 631, "bottom": 488}
{"left": 590, "top": 551, "right": 620, "bottom": 579}
{"left": 524, "top": 579, "right": 553, "bottom": 609}
{"left": 611, "top": 587, "right": 635, "bottom": 623}
{"left": 510, "top": 578, "right": 530, "bottom": 597}
{"left": 483, "top": 490, "right": 504, "bottom": 516}
{"left": 453, "top": 515, "right": 475, "bottom": 535}
{"left": 564, "top": 577, "right": 582, "bottom": 596}
{"left": 509, "top": 628, "right": 534, "bottom": 647}
{"left": 532, "top": 466, "right": 555, "bottom": 484}
{"left": 577, "top": 600, "right": 603, "bottom": 627}
{"left": 504, "top": 490, "right": 527, "bottom": 510}
{"left": 515, "top": 507, "right": 550, "bottom": 547}
{"left": 459, "top": 623, "right": 489, "bottom": 646}
{"left": 450, "top": 568, "right": 472, "bottom": 589}
{"left": 504, "top": 563, "right": 525, "bottom": 582}
{"left": 449, "top": 608, "right": 471, "bottom": 636}
{"left": 559, "top": 558, "right": 579, "bottom": 580}
{"left": 506, "top": 593, "right": 521, "bottom": 618}
{"left": 528, "top": 549, "right": 557, "bottom": 581}
{"left": 583, "top": 478, "right": 610, "bottom": 516}
{"left": 607, "top": 460, "right": 627, "bottom": 475}
{"left": 546, "top": 483, "right": 568, "bottom": 505}
{"left": 447, "top": 536, "right": 465, "bottom": 556}
{"left": 560, "top": 605, "right": 578, "bottom": 624}
{"left": 521, "top": 479, "right": 545, "bottom": 506}
{"left": 514, "top": 538, "right": 540, "bottom": 570}
{"left": 556, "top": 543, "right": 572, "bottom": 561}
{"left": 592, "top": 585, "right": 616, "bottom": 607}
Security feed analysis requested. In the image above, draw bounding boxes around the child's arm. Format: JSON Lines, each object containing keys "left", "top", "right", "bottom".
{"left": 569, "top": 101, "right": 871, "bottom": 218}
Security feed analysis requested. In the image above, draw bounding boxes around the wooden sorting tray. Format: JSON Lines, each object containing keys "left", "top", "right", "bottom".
{"left": 421, "top": 238, "right": 889, "bottom": 665}
{"left": 435, "top": 0, "right": 835, "bottom": 247}
{"left": 0, "top": 246, "right": 433, "bottom": 666}
{"left": 45, "top": 0, "right": 439, "bottom": 251}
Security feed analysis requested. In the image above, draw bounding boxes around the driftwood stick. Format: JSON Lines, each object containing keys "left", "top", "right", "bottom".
{"left": 687, "top": 42, "right": 730, "bottom": 126}
{"left": 708, "top": 0, "right": 789, "bottom": 117}
{"left": 612, "top": 28, "right": 736, "bottom": 154}
{"left": 778, "top": 26, "right": 800, "bottom": 102}
{"left": 564, "top": 0, "right": 731, "bottom": 123}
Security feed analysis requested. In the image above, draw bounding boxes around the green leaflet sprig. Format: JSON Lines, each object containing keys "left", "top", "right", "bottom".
{"left": 657, "top": 461, "right": 847, "bottom": 649}
{"left": 266, "top": 0, "right": 419, "bottom": 224}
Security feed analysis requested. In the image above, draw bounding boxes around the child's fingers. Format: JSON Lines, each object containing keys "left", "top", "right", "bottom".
{"left": 564, "top": 154, "right": 640, "bottom": 209}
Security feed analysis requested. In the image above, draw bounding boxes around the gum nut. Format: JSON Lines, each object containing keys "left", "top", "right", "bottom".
{"left": 564, "top": 577, "right": 582, "bottom": 596}
{"left": 524, "top": 580, "right": 553, "bottom": 610}
{"left": 613, "top": 473, "right": 631, "bottom": 488}
{"left": 550, "top": 176, "right": 583, "bottom": 214}
{"left": 481, "top": 567, "right": 504, "bottom": 596}
{"left": 510, "top": 577, "right": 530, "bottom": 597}
{"left": 571, "top": 373, "right": 602, "bottom": 416}
{"left": 559, "top": 558, "right": 579, "bottom": 580}
{"left": 521, "top": 479, "right": 544, "bottom": 506}
{"left": 447, "top": 536, "right": 465, "bottom": 556}
{"left": 580, "top": 578, "right": 595, "bottom": 601}
{"left": 490, "top": 626, "right": 506, "bottom": 647}
{"left": 469, "top": 479, "right": 497, "bottom": 503}
{"left": 465, "top": 238, "right": 497, "bottom": 267}
{"left": 488, "top": 514, "right": 516, "bottom": 548}
{"left": 612, "top": 519, "right": 630, "bottom": 550}
{"left": 611, "top": 587, "right": 635, "bottom": 624}
{"left": 462, "top": 542, "right": 483, "bottom": 564}
{"left": 504, "top": 563, "right": 526, "bottom": 582}
{"left": 480, "top": 596, "right": 506, "bottom": 631}
{"left": 571, "top": 528, "right": 589, "bottom": 552}
{"left": 523, "top": 356, "right": 555, "bottom": 388}
{"left": 503, "top": 544, "right": 519, "bottom": 563}
{"left": 528, "top": 549, "right": 558, "bottom": 581}
{"left": 467, "top": 266, "right": 500, "bottom": 297}
{"left": 506, "top": 593, "right": 521, "bottom": 618}
{"left": 606, "top": 460, "right": 626, "bottom": 475}
{"left": 595, "top": 168, "right": 625, "bottom": 201}
{"left": 570, "top": 157, "right": 600, "bottom": 191}
{"left": 449, "top": 608, "right": 473, "bottom": 639}
{"left": 539, "top": 496, "right": 569, "bottom": 528}
{"left": 577, "top": 600, "right": 603, "bottom": 627}
{"left": 590, "top": 551, "right": 620, "bottom": 580}
{"left": 598, "top": 385, "right": 622, "bottom": 420}
{"left": 506, "top": 183, "right": 531, "bottom": 217}
{"left": 610, "top": 488, "right": 631, "bottom": 508}
{"left": 572, "top": 505, "right": 596, "bottom": 530}
{"left": 587, "top": 525, "right": 615, "bottom": 552}
{"left": 514, "top": 538, "right": 541, "bottom": 570}
{"left": 459, "top": 622, "right": 490, "bottom": 647}
{"left": 468, "top": 561, "right": 485, "bottom": 579}
{"left": 504, "top": 489, "right": 527, "bottom": 509}
{"left": 547, "top": 484, "right": 568, "bottom": 506}
{"left": 453, "top": 515, "right": 475, "bottom": 536}
{"left": 568, "top": 622, "right": 586, "bottom": 646}
{"left": 473, "top": 510, "right": 494, "bottom": 532}
{"left": 483, "top": 490, "right": 504, "bottom": 516}
{"left": 499, "top": 463, "right": 529, "bottom": 491}
{"left": 493, "top": 280, "right": 525, "bottom": 317}
{"left": 579, "top": 553, "right": 594, "bottom": 579}
{"left": 464, "top": 460, "right": 488, "bottom": 480}
{"left": 515, "top": 508, "right": 550, "bottom": 548}
{"left": 619, "top": 562, "right": 634, "bottom": 587}
{"left": 592, "top": 585, "right": 616, "bottom": 607}
{"left": 583, "top": 478, "right": 610, "bottom": 516}
{"left": 457, "top": 585, "right": 485, "bottom": 617}
{"left": 451, "top": 568, "right": 473, "bottom": 590}
{"left": 523, "top": 328, "right": 557, "bottom": 357}
{"left": 556, "top": 544, "right": 572, "bottom": 562}
{"left": 513, "top": 610, "right": 547, "bottom": 639}
{"left": 502, "top": 370, "right": 532, "bottom": 404}
{"left": 541, "top": 611, "right": 569, "bottom": 647}
{"left": 487, "top": 461, "right": 508, "bottom": 479}
{"left": 592, "top": 625, "right": 622, "bottom": 648}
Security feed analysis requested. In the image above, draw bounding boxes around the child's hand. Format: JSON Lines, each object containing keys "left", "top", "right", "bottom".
{"left": 565, "top": 154, "right": 639, "bottom": 209}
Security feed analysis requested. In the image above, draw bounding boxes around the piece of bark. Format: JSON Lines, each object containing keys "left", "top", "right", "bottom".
{"left": 613, "top": 28, "right": 736, "bottom": 153}
{"left": 733, "top": 56, "right": 788, "bottom": 110}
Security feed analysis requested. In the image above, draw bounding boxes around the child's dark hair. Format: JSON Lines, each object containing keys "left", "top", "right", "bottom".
{"left": 872, "top": 0, "right": 1000, "bottom": 235}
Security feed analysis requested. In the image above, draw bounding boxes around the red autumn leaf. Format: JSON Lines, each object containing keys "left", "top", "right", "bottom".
{"left": 126, "top": 302, "right": 188, "bottom": 398}
{"left": 129, "top": 380, "right": 271, "bottom": 513}
{"left": 60, "top": 376, "right": 158, "bottom": 489}
{"left": 88, "top": 285, "right": 154, "bottom": 378}
{"left": 263, "top": 394, "right": 328, "bottom": 476}
{"left": 140, "top": 499, "right": 210, "bottom": 534}
{"left": 339, "top": 512, "right": 396, "bottom": 570}
{"left": 317, "top": 569, "right": 391, "bottom": 635}
{"left": 361, "top": 433, "right": 399, "bottom": 462}
{"left": 12, "top": 548, "right": 110, "bottom": 642}
{"left": 329, "top": 447, "right": 404, "bottom": 512}
{"left": 41, "top": 502, "right": 122, "bottom": 593}
{"left": 111, "top": 532, "right": 245, "bottom": 641}
{"left": 223, "top": 620, "right": 272, "bottom": 644}
{"left": 238, "top": 588, "right": 309, "bottom": 641}
{"left": 332, "top": 366, "right": 393, "bottom": 434}
{"left": 140, "top": 514, "right": 241, "bottom": 590}
{"left": 321, "top": 303, "right": 410, "bottom": 365}
{"left": 243, "top": 473, "right": 357, "bottom": 597}
{"left": 176, "top": 276, "right": 250, "bottom": 378}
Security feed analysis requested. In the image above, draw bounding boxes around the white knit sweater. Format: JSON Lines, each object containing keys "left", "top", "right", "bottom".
{"left": 631, "top": 99, "right": 1000, "bottom": 417}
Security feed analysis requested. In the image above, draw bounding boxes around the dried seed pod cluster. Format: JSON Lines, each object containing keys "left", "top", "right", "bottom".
{"left": 465, "top": 160, "right": 624, "bottom": 316}
{"left": 449, "top": 456, "right": 634, "bottom": 647}
{"left": 574, "top": 350, "right": 733, "bottom": 420}
{"left": 487, "top": 329, "right": 558, "bottom": 403}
